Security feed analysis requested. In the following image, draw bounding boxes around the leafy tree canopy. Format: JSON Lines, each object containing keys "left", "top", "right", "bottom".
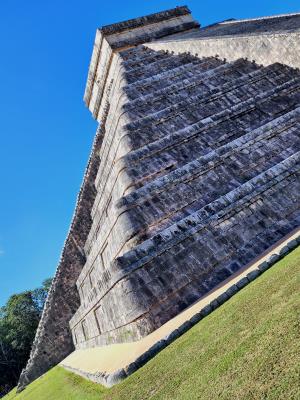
{"left": 0, "top": 278, "right": 52, "bottom": 397}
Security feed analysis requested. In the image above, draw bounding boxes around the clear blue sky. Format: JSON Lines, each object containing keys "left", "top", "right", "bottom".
{"left": 0, "top": 0, "right": 299, "bottom": 306}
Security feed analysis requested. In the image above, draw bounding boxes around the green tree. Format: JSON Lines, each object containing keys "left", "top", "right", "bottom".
{"left": 0, "top": 278, "right": 52, "bottom": 397}
{"left": 32, "top": 278, "right": 53, "bottom": 313}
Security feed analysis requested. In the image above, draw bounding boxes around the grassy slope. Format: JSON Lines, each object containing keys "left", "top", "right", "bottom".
{"left": 5, "top": 247, "right": 300, "bottom": 400}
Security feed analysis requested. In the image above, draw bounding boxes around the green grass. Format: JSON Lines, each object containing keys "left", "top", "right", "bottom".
{"left": 3, "top": 368, "right": 106, "bottom": 400}
{"left": 5, "top": 247, "right": 300, "bottom": 400}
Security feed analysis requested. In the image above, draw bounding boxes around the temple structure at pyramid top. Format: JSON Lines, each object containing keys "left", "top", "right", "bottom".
{"left": 18, "top": 5, "right": 300, "bottom": 391}
{"left": 84, "top": 6, "right": 200, "bottom": 121}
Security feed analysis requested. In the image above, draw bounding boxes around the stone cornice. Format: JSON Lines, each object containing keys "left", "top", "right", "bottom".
{"left": 100, "top": 6, "right": 192, "bottom": 35}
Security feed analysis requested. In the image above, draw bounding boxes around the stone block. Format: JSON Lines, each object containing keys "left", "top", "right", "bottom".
{"left": 163, "top": 329, "right": 181, "bottom": 343}
{"left": 257, "top": 261, "right": 270, "bottom": 273}
{"left": 200, "top": 304, "right": 213, "bottom": 317}
{"left": 246, "top": 269, "right": 261, "bottom": 282}
{"left": 105, "top": 369, "right": 127, "bottom": 387}
{"left": 279, "top": 245, "right": 290, "bottom": 257}
{"left": 269, "top": 254, "right": 281, "bottom": 265}
{"left": 177, "top": 320, "right": 193, "bottom": 336}
{"left": 226, "top": 284, "right": 239, "bottom": 297}
{"left": 216, "top": 292, "right": 230, "bottom": 305}
{"left": 209, "top": 299, "right": 219, "bottom": 310}
{"left": 236, "top": 277, "right": 249, "bottom": 289}
{"left": 287, "top": 239, "right": 298, "bottom": 250}
{"left": 125, "top": 361, "right": 138, "bottom": 376}
{"left": 147, "top": 340, "right": 167, "bottom": 356}
{"left": 189, "top": 312, "right": 203, "bottom": 326}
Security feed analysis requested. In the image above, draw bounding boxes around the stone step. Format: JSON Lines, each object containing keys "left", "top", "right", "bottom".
{"left": 123, "top": 51, "right": 211, "bottom": 84}
{"left": 90, "top": 52, "right": 202, "bottom": 197}
{"left": 79, "top": 154, "right": 300, "bottom": 326}
{"left": 113, "top": 163, "right": 300, "bottom": 330}
{"left": 124, "top": 57, "right": 225, "bottom": 99}
{"left": 120, "top": 47, "right": 199, "bottom": 71}
{"left": 120, "top": 107, "right": 300, "bottom": 207}
{"left": 88, "top": 72, "right": 300, "bottom": 252}
{"left": 84, "top": 108, "right": 297, "bottom": 278}
{"left": 116, "top": 152, "right": 300, "bottom": 272}
{"left": 124, "top": 58, "right": 261, "bottom": 117}
{"left": 125, "top": 62, "right": 299, "bottom": 131}
{"left": 118, "top": 45, "right": 153, "bottom": 61}
{"left": 121, "top": 75, "right": 300, "bottom": 180}
{"left": 118, "top": 111, "right": 300, "bottom": 237}
{"left": 121, "top": 48, "right": 172, "bottom": 70}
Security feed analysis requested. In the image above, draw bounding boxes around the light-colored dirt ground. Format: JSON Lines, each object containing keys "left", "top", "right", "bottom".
{"left": 61, "top": 227, "right": 299, "bottom": 374}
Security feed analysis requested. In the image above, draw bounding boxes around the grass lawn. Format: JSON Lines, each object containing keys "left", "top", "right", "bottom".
{"left": 5, "top": 247, "right": 300, "bottom": 400}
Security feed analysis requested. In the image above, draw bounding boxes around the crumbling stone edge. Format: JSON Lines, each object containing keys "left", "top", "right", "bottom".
{"left": 61, "top": 233, "right": 300, "bottom": 388}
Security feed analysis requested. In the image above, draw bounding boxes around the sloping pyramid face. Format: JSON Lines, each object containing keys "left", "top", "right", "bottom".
{"left": 18, "top": 7, "right": 300, "bottom": 391}
{"left": 70, "top": 46, "right": 300, "bottom": 349}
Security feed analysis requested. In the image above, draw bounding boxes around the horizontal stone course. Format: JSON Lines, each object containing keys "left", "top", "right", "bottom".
{"left": 124, "top": 56, "right": 223, "bottom": 100}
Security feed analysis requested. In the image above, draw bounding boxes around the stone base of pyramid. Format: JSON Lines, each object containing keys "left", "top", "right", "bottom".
{"left": 61, "top": 228, "right": 300, "bottom": 387}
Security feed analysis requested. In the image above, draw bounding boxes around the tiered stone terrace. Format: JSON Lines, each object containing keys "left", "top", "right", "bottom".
{"left": 70, "top": 44, "right": 300, "bottom": 348}
{"left": 18, "top": 6, "right": 300, "bottom": 391}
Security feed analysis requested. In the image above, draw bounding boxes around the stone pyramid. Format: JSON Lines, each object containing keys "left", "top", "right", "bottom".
{"left": 18, "top": 6, "right": 300, "bottom": 390}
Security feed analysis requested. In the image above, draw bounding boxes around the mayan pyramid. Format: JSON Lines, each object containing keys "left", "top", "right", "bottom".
{"left": 18, "top": 6, "right": 300, "bottom": 390}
